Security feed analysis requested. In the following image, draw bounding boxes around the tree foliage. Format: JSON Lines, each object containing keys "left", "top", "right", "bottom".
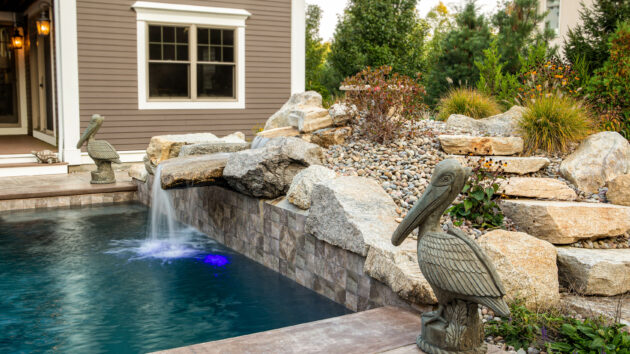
{"left": 305, "top": 4, "right": 330, "bottom": 98}
{"left": 424, "top": 1, "right": 492, "bottom": 105}
{"left": 492, "top": 0, "right": 555, "bottom": 74}
{"left": 564, "top": 0, "right": 630, "bottom": 73}
{"left": 328, "top": 0, "right": 426, "bottom": 85}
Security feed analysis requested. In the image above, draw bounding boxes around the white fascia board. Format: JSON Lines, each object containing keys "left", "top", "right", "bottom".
{"left": 291, "top": 0, "right": 306, "bottom": 94}
{"left": 132, "top": 1, "right": 251, "bottom": 19}
{"left": 80, "top": 150, "right": 146, "bottom": 165}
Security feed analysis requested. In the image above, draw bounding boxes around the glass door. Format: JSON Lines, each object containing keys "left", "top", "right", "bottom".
{"left": 0, "top": 25, "right": 18, "bottom": 127}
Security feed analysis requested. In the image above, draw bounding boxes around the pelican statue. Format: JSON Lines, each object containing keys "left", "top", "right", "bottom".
{"left": 391, "top": 159, "right": 509, "bottom": 354}
{"left": 76, "top": 114, "right": 120, "bottom": 184}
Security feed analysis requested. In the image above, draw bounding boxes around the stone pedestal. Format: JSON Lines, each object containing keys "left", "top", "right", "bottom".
{"left": 417, "top": 300, "right": 486, "bottom": 354}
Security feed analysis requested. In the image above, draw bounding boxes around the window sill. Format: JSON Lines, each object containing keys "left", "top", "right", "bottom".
{"left": 139, "top": 100, "right": 245, "bottom": 110}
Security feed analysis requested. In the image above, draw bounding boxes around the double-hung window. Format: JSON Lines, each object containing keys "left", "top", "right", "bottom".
{"left": 132, "top": 2, "right": 250, "bottom": 110}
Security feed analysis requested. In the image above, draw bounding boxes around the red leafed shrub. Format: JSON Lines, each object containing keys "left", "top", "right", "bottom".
{"left": 342, "top": 66, "right": 427, "bottom": 143}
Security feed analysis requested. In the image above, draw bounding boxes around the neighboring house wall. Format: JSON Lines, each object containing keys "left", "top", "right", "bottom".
{"left": 541, "top": 0, "right": 595, "bottom": 53}
{"left": 75, "top": 0, "right": 293, "bottom": 152}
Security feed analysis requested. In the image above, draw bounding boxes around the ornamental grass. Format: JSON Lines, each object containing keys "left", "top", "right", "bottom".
{"left": 519, "top": 95, "right": 592, "bottom": 154}
{"left": 436, "top": 88, "right": 502, "bottom": 121}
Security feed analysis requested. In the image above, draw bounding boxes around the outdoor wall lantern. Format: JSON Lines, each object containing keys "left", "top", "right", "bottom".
{"left": 36, "top": 9, "right": 51, "bottom": 36}
{"left": 11, "top": 27, "right": 23, "bottom": 49}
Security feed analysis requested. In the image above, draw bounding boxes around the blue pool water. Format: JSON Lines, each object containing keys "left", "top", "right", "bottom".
{"left": 0, "top": 203, "right": 350, "bottom": 353}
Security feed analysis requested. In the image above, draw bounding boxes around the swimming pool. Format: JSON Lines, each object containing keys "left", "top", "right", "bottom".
{"left": 0, "top": 203, "right": 350, "bottom": 353}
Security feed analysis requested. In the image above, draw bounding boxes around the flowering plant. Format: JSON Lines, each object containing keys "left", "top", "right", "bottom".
{"left": 342, "top": 66, "right": 427, "bottom": 143}
{"left": 517, "top": 58, "right": 583, "bottom": 102}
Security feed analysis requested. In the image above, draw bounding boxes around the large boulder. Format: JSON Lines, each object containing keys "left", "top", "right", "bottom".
{"left": 478, "top": 230, "right": 559, "bottom": 309}
{"left": 287, "top": 165, "right": 337, "bottom": 209}
{"left": 328, "top": 103, "right": 357, "bottom": 126}
{"left": 146, "top": 132, "right": 246, "bottom": 166}
{"left": 451, "top": 156, "right": 550, "bottom": 175}
{"left": 438, "top": 135, "right": 523, "bottom": 155}
{"left": 446, "top": 106, "right": 525, "bottom": 136}
{"left": 256, "top": 127, "right": 300, "bottom": 139}
{"left": 128, "top": 163, "right": 148, "bottom": 182}
{"left": 159, "top": 153, "right": 230, "bottom": 189}
{"left": 305, "top": 176, "right": 399, "bottom": 256}
{"left": 500, "top": 200, "right": 630, "bottom": 244}
{"left": 606, "top": 174, "right": 630, "bottom": 206}
{"left": 223, "top": 137, "right": 323, "bottom": 198}
{"left": 364, "top": 243, "right": 438, "bottom": 305}
{"left": 560, "top": 131, "right": 630, "bottom": 193}
{"left": 498, "top": 177, "right": 577, "bottom": 201}
{"left": 263, "top": 91, "right": 324, "bottom": 130}
{"left": 557, "top": 247, "right": 630, "bottom": 296}
{"left": 291, "top": 107, "right": 334, "bottom": 133}
{"left": 179, "top": 142, "right": 249, "bottom": 156}
{"left": 310, "top": 127, "right": 352, "bottom": 148}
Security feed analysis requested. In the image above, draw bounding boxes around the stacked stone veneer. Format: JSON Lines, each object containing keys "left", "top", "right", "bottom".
{"left": 136, "top": 177, "right": 419, "bottom": 312}
{"left": 0, "top": 191, "right": 137, "bottom": 212}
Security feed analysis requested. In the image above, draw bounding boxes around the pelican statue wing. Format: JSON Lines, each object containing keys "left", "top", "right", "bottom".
{"left": 420, "top": 230, "right": 505, "bottom": 298}
{"left": 88, "top": 140, "right": 121, "bottom": 163}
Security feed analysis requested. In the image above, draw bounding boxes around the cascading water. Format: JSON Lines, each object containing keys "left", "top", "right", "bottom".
{"left": 132, "top": 164, "right": 201, "bottom": 259}
{"left": 250, "top": 135, "right": 269, "bottom": 149}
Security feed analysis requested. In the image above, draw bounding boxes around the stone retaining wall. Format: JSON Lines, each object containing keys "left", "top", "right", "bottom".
{"left": 136, "top": 178, "right": 422, "bottom": 313}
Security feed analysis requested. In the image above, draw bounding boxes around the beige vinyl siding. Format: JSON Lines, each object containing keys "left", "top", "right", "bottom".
{"left": 76, "top": 0, "right": 292, "bottom": 151}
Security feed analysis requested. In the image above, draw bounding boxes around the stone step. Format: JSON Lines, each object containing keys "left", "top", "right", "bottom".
{"left": 557, "top": 247, "right": 630, "bottom": 296}
{"left": 500, "top": 199, "right": 630, "bottom": 244}
{"left": 497, "top": 177, "right": 577, "bottom": 201}
{"left": 450, "top": 155, "right": 550, "bottom": 175}
{"left": 438, "top": 135, "right": 523, "bottom": 155}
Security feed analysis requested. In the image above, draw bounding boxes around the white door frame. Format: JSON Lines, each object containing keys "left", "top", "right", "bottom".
{"left": 0, "top": 12, "right": 28, "bottom": 135}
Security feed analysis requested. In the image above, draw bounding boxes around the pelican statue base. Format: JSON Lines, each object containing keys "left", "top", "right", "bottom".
{"left": 391, "top": 159, "right": 510, "bottom": 354}
{"left": 76, "top": 114, "right": 121, "bottom": 184}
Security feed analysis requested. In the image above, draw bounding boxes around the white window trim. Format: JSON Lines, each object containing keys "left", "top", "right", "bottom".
{"left": 132, "top": 1, "right": 250, "bottom": 110}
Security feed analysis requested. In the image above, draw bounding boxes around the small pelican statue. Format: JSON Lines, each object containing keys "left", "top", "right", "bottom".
{"left": 391, "top": 159, "right": 509, "bottom": 354}
{"left": 76, "top": 114, "right": 121, "bottom": 184}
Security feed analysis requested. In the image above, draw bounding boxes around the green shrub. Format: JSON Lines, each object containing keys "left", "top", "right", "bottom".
{"left": 436, "top": 88, "right": 501, "bottom": 121}
{"left": 448, "top": 158, "right": 504, "bottom": 229}
{"left": 586, "top": 21, "right": 630, "bottom": 138}
{"left": 475, "top": 39, "right": 521, "bottom": 109}
{"left": 519, "top": 95, "right": 592, "bottom": 154}
{"left": 485, "top": 300, "right": 630, "bottom": 352}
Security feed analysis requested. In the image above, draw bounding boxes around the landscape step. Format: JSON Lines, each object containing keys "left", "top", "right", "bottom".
{"left": 500, "top": 199, "right": 630, "bottom": 244}
{"left": 438, "top": 135, "right": 523, "bottom": 156}
{"left": 557, "top": 247, "right": 630, "bottom": 296}
{"left": 450, "top": 155, "right": 550, "bottom": 175}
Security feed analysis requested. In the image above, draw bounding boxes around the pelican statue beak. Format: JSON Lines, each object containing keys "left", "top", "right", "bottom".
{"left": 391, "top": 183, "right": 451, "bottom": 246}
{"left": 76, "top": 114, "right": 104, "bottom": 148}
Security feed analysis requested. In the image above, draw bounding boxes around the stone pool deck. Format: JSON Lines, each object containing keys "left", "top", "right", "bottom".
{"left": 0, "top": 171, "right": 137, "bottom": 211}
{"left": 156, "top": 307, "right": 504, "bottom": 354}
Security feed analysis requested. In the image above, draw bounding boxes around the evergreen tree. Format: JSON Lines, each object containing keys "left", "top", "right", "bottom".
{"left": 328, "top": 0, "right": 426, "bottom": 83}
{"left": 305, "top": 4, "right": 329, "bottom": 97}
{"left": 493, "top": 0, "right": 555, "bottom": 74}
{"left": 423, "top": 1, "right": 454, "bottom": 75}
{"left": 564, "top": 0, "right": 630, "bottom": 73}
{"left": 424, "top": 1, "right": 492, "bottom": 105}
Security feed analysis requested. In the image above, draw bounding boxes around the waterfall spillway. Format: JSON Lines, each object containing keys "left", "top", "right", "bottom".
{"left": 138, "top": 164, "right": 199, "bottom": 259}
{"left": 148, "top": 164, "right": 177, "bottom": 240}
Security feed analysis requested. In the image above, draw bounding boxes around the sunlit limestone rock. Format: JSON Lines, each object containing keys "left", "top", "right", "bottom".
{"left": 287, "top": 165, "right": 337, "bottom": 209}
{"left": 497, "top": 177, "right": 577, "bottom": 200}
{"left": 557, "top": 247, "right": 630, "bottom": 296}
{"left": 478, "top": 230, "right": 559, "bottom": 309}
{"left": 438, "top": 135, "right": 523, "bottom": 155}
{"left": 446, "top": 105, "right": 526, "bottom": 136}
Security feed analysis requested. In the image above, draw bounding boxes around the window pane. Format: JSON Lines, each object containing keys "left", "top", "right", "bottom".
{"left": 223, "top": 47, "right": 234, "bottom": 62}
{"left": 176, "top": 27, "right": 188, "bottom": 44}
{"left": 223, "top": 30, "right": 234, "bottom": 45}
{"left": 198, "top": 46, "right": 209, "bottom": 61}
{"left": 163, "top": 44, "right": 175, "bottom": 60}
{"left": 198, "top": 28, "right": 209, "bottom": 44}
{"left": 210, "top": 46, "right": 221, "bottom": 62}
{"left": 149, "top": 63, "right": 189, "bottom": 98}
{"left": 197, "top": 64, "right": 234, "bottom": 98}
{"left": 210, "top": 29, "right": 221, "bottom": 45}
{"left": 177, "top": 45, "right": 188, "bottom": 61}
{"left": 149, "top": 25, "right": 161, "bottom": 42}
{"left": 163, "top": 26, "right": 175, "bottom": 43}
{"left": 149, "top": 43, "right": 161, "bottom": 60}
